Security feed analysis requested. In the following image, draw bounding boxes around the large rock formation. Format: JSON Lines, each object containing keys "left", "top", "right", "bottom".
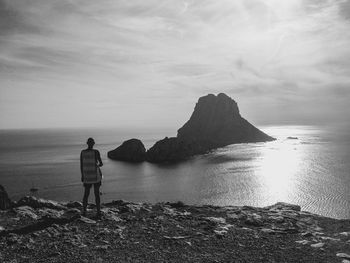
{"left": 108, "top": 139, "right": 146, "bottom": 162}
{"left": 0, "top": 185, "right": 12, "bottom": 210}
{"left": 177, "top": 93, "right": 274, "bottom": 146}
{"left": 147, "top": 93, "right": 274, "bottom": 162}
{"left": 108, "top": 93, "right": 274, "bottom": 163}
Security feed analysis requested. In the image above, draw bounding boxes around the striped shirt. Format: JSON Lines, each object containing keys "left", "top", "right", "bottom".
{"left": 80, "top": 149, "right": 102, "bottom": 184}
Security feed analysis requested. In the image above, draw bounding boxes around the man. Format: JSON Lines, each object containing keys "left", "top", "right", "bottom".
{"left": 80, "top": 137, "right": 103, "bottom": 217}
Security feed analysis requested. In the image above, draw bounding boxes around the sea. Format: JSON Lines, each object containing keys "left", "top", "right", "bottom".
{"left": 0, "top": 125, "right": 349, "bottom": 219}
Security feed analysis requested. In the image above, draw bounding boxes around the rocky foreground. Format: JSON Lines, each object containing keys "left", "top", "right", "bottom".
{"left": 0, "top": 196, "right": 350, "bottom": 263}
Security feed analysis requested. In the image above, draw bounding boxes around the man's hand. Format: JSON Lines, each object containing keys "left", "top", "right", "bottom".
{"left": 99, "top": 163, "right": 103, "bottom": 167}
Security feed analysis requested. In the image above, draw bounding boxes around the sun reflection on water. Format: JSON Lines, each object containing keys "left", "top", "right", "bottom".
{"left": 255, "top": 139, "right": 303, "bottom": 203}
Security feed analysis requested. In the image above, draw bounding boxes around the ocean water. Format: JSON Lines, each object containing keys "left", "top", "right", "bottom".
{"left": 0, "top": 125, "right": 349, "bottom": 219}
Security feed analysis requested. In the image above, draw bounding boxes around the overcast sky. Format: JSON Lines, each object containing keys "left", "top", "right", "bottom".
{"left": 1, "top": 0, "right": 350, "bottom": 129}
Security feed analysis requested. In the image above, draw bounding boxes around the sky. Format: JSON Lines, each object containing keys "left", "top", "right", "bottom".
{"left": 0, "top": 0, "right": 350, "bottom": 129}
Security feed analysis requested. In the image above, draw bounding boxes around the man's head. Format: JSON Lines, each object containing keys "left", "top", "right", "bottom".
{"left": 87, "top": 137, "right": 95, "bottom": 148}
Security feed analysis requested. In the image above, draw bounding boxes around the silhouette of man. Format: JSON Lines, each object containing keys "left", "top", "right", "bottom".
{"left": 80, "top": 137, "right": 103, "bottom": 217}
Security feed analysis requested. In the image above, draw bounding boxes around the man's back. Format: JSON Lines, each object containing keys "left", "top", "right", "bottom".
{"left": 81, "top": 149, "right": 100, "bottom": 184}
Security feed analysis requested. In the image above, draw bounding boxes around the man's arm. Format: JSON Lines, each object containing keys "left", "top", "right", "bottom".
{"left": 96, "top": 150, "right": 103, "bottom": 167}
{"left": 80, "top": 151, "right": 84, "bottom": 182}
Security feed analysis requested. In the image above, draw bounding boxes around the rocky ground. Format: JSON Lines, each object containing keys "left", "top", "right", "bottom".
{"left": 0, "top": 196, "right": 349, "bottom": 263}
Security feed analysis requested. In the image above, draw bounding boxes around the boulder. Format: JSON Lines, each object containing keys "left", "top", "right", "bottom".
{"left": 13, "top": 206, "right": 39, "bottom": 220}
{"left": 108, "top": 139, "right": 146, "bottom": 162}
{"left": 0, "top": 185, "right": 12, "bottom": 210}
{"left": 17, "top": 196, "right": 66, "bottom": 210}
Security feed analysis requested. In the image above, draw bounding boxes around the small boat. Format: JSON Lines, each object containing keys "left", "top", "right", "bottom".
{"left": 30, "top": 187, "right": 39, "bottom": 193}
{"left": 30, "top": 181, "right": 39, "bottom": 194}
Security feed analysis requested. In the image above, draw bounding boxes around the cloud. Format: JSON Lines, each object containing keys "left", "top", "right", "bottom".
{"left": 0, "top": 0, "right": 350, "bottom": 128}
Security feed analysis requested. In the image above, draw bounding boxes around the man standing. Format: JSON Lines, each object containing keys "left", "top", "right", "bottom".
{"left": 80, "top": 137, "right": 103, "bottom": 217}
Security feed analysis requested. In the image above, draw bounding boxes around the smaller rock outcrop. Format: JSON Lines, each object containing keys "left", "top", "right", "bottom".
{"left": 108, "top": 139, "right": 146, "bottom": 162}
{"left": 0, "top": 185, "right": 12, "bottom": 210}
{"left": 146, "top": 137, "right": 207, "bottom": 163}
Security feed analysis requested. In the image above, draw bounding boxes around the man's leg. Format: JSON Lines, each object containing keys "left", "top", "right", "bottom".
{"left": 82, "top": 184, "right": 91, "bottom": 216}
{"left": 93, "top": 183, "right": 101, "bottom": 216}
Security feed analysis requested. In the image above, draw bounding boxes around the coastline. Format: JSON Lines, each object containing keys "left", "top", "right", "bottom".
{"left": 1, "top": 195, "right": 349, "bottom": 262}
{"left": 1, "top": 125, "right": 349, "bottom": 219}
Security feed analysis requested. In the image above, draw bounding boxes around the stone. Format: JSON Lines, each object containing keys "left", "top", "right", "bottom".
{"left": 78, "top": 216, "right": 97, "bottom": 224}
{"left": 13, "top": 206, "right": 39, "bottom": 220}
{"left": 37, "top": 208, "right": 64, "bottom": 218}
{"left": 245, "top": 214, "right": 264, "bottom": 227}
{"left": 108, "top": 139, "right": 146, "bottom": 162}
{"left": 312, "top": 226, "right": 323, "bottom": 232}
{"left": 269, "top": 216, "right": 284, "bottom": 223}
{"left": 261, "top": 228, "right": 277, "bottom": 234}
{"left": 301, "top": 232, "right": 313, "bottom": 237}
{"left": 227, "top": 213, "right": 241, "bottom": 220}
{"left": 103, "top": 212, "right": 123, "bottom": 223}
{"left": 320, "top": 236, "right": 340, "bottom": 242}
{"left": 265, "top": 202, "right": 301, "bottom": 212}
{"left": 310, "top": 242, "right": 325, "bottom": 248}
{"left": 0, "top": 185, "right": 12, "bottom": 210}
{"left": 17, "top": 196, "right": 66, "bottom": 210}
{"left": 337, "top": 253, "right": 350, "bottom": 260}
{"left": 295, "top": 240, "right": 310, "bottom": 245}
{"left": 214, "top": 229, "right": 227, "bottom": 236}
{"left": 62, "top": 208, "right": 81, "bottom": 219}
{"left": 66, "top": 201, "right": 83, "bottom": 208}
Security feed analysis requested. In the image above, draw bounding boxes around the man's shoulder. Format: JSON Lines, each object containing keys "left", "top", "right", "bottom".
{"left": 81, "top": 149, "right": 92, "bottom": 154}
{"left": 81, "top": 149, "right": 99, "bottom": 154}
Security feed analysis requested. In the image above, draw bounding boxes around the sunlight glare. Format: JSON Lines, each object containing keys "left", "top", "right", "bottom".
{"left": 256, "top": 140, "right": 301, "bottom": 202}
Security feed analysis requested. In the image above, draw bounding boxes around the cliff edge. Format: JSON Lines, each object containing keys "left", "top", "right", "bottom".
{"left": 0, "top": 195, "right": 349, "bottom": 262}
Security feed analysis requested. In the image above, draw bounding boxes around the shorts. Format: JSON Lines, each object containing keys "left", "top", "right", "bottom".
{"left": 83, "top": 182, "right": 101, "bottom": 189}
